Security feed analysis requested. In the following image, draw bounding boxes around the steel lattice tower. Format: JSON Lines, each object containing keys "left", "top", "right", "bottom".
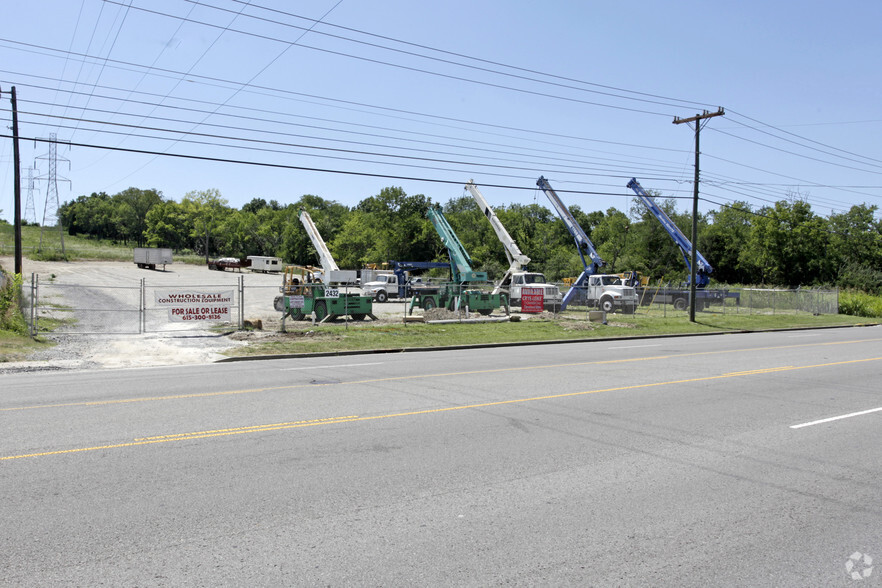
{"left": 24, "top": 166, "right": 38, "bottom": 225}
{"left": 36, "top": 133, "right": 68, "bottom": 252}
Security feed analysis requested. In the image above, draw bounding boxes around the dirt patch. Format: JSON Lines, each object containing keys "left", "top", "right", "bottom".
{"left": 422, "top": 308, "right": 484, "bottom": 321}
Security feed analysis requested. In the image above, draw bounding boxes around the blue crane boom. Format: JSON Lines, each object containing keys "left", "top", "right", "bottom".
{"left": 536, "top": 176, "right": 604, "bottom": 274}
{"left": 536, "top": 176, "right": 607, "bottom": 310}
{"left": 426, "top": 205, "right": 488, "bottom": 283}
{"left": 626, "top": 178, "right": 712, "bottom": 287}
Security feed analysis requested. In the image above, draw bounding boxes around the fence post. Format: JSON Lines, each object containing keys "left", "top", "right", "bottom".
{"left": 30, "top": 273, "right": 36, "bottom": 337}
{"left": 239, "top": 275, "right": 244, "bottom": 329}
{"left": 139, "top": 278, "right": 144, "bottom": 334}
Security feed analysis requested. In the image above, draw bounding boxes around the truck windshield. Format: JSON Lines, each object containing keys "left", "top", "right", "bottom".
{"left": 600, "top": 276, "right": 620, "bottom": 285}
{"left": 523, "top": 273, "right": 547, "bottom": 284}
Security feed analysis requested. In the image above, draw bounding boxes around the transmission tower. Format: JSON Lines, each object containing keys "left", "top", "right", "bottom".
{"left": 35, "top": 133, "right": 70, "bottom": 253}
{"left": 24, "top": 166, "right": 38, "bottom": 225}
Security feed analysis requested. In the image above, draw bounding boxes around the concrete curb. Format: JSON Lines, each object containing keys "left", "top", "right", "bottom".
{"left": 215, "top": 322, "right": 879, "bottom": 363}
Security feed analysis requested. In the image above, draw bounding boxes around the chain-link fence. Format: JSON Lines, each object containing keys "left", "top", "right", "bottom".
{"left": 23, "top": 274, "right": 246, "bottom": 336}
{"left": 19, "top": 271, "right": 840, "bottom": 336}
{"left": 556, "top": 284, "right": 838, "bottom": 316}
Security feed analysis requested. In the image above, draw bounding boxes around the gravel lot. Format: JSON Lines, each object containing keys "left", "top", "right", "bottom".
{"left": 1, "top": 257, "right": 415, "bottom": 372}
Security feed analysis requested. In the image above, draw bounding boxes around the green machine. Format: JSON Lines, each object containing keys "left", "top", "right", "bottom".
{"left": 275, "top": 265, "right": 374, "bottom": 324}
{"left": 409, "top": 205, "right": 508, "bottom": 316}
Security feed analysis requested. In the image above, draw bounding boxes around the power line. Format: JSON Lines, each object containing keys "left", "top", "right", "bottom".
{"left": 100, "top": 1, "right": 685, "bottom": 118}
{"left": 1, "top": 132, "right": 660, "bottom": 197}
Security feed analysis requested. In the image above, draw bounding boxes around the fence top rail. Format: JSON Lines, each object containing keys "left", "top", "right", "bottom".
{"left": 36, "top": 283, "right": 143, "bottom": 290}
{"left": 742, "top": 288, "right": 837, "bottom": 293}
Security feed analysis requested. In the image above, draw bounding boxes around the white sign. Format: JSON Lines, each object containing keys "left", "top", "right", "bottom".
{"left": 287, "top": 295, "right": 306, "bottom": 308}
{"left": 324, "top": 288, "right": 340, "bottom": 298}
{"left": 167, "top": 305, "right": 231, "bottom": 323}
{"left": 155, "top": 290, "right": 234, "bottom": 306}
{"left": 155, "top": 290, "right": 233, "bottom": 323}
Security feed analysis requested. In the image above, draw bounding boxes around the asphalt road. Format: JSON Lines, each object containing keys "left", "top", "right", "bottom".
{"left": 2, "top": 327, "right": 881, "bottom": 586}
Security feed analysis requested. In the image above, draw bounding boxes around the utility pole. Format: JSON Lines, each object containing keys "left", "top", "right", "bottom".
{"left": 673, "top": 107, "right": 724, "bottom": 322}
{"left": 3, "top": 86, "right": 24, "bottom": 275}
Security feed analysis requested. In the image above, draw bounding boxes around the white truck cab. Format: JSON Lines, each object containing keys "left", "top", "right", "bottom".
{"left": 583, "top": 274, "right": 637, "bottom": 314}
{"left": 509, "top": 272, "right": 563, "bottom": 311}
{"left": 362, "top": 273, "right": 399, "bottom": 302}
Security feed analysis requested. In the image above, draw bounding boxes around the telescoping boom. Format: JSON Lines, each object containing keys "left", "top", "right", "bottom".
{"left": 298, "top": 209, "right": 339, "bottom": 273}
{"left": 537, "top": 176, "right": 637, "bottom": 313}
{"left": 536, "top": 176, "right": 602, "bottom": 309}
{"left": 536, "top": 176, "right": 604, "bottom": 275}
{"left": 466, "top": 180, "right": 563, "bottom": 310}
{"left": 626, "top": 178, "right": 712, "bottom": 287}
{"left": 466, "top": 181, "right": 530, "bottom": 271}
{"left": 465, "top": 180, "right": 529, "bottom": 293}
{"left": 426, "top": 205, "right": 487, "bottom": 283}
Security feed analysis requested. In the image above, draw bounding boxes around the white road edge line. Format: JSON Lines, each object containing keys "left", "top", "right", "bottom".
{"left": 790, "top": 406, "right": 882, "bottom": 429}
{"left": 281, "top": 362, "right": 384, "bottom": 371}
{"left": 608, "top": 344, "right": 662, "bottom": 349}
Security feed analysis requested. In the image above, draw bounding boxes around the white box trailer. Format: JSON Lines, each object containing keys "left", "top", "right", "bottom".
{"left": 247, "top": 256, "right": 283, "bottom": 273}
{"left": 134, "top": 247, "right": 172, "bottom": 270}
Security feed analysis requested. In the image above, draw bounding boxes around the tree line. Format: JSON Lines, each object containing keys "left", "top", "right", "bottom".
{"left": 58, "top": 186, "right": 882, "bottom": 292}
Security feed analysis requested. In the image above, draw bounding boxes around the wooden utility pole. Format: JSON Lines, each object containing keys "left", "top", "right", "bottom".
{"left": 3, "top": 86, "right": 24, "bottom": 275}
{"left": 673, "top": 107, "right": 724, "bottom": 322}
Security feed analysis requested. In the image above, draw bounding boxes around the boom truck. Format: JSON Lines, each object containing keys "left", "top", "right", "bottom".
{"left": 626, "top": 178, "right": 738, "bottom": 310}
{"left": 274, "top": 210, "right": 375, "bottom": 323}
{"left": 408, "top": 205, "right": 508, "bottom": 315}
{"left": 465, "top": 180, "right": 563, "bottom": 311}
{"left": 536, "top": 176, "right": 638, "bottom": 313}
{"left": 361, "top": 261, "right": 450, "bottom": 302}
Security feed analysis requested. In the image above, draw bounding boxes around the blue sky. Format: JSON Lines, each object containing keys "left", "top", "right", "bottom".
{"left": 2, "top": 0, "right": 881, "bottom": 226}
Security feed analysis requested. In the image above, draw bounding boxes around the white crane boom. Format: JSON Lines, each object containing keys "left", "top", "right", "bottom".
{"left": 299, "top": 209, "right": 339, "bottom": 272}
{"left": 465, "top": 180, "right": 531, "bottom": 268}
{"left": 466, "top": 180, "right": 532, "bottom": 295}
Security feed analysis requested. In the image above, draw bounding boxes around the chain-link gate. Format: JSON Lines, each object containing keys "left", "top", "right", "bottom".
{"left": 25, "top": 274, "right": 245, "bottom": 336}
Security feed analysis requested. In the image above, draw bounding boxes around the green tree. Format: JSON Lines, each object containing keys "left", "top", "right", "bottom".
{"left": 703, "top": 202, "right": 755, "bottom": 284}
{"left": 593, "top": 208, "right": 631, "bottom": 273}
{"left": 746, "top": 199, "right": 832, "bottom": 286}
{"left": 828, "top": 204, "right": 882, "bottom": 293}
{"left": 112, "top": 187, "right": 163, "bottom": 247}
{"left": 181, "top": 189, "right": 230, "bottom": 260}
{"left": 332, "top": 187, "right": 434, "bottom": 268}
{"left": 145, "top": 201, "right": 193, "bottom": 250}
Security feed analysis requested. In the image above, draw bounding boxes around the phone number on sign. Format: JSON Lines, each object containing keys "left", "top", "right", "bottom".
{"left": 169, "top": 307, "right": 230, "bottom": 321}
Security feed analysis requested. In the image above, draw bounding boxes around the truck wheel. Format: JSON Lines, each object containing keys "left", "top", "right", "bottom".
{"left": 350, "top": 313, "right": 366, "bottom": 321}
{"left": 375, "top": 290, "right": 388, "bottom": 303}
{"left": 422, "top": 297, "right": 436, "bottom": 310}
{"left": 314, "top": 301, "right": 329, "bottom": 321}
{"left": 600, "top": 296, "right": 615, "bottom": 313}
{"left": 290, "top": 312, "right": 305, "bottom": 321}
{"left": 673, "top": 297, "right": 688, "bottom": 311}
{"left": 477, "top": 309, "right": 492, "bottom": 316}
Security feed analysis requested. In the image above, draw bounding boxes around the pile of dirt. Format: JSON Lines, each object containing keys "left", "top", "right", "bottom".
{"left": 422, "top": 308, "right": 481, "bottom": 321}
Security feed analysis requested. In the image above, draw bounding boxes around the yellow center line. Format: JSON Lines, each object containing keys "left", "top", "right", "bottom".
{"left": 3, "top": 356, "right": 881, "bottom": 462}
{"left": 3, "top": 337, "right": 881, "bottom": 413}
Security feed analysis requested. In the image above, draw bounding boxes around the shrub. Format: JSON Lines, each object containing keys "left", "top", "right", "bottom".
{"left": 839, "top": 290, "right": 882, "bottom": 318}
{"left": 0, "top": 272, "right": 28, "bottom": 335}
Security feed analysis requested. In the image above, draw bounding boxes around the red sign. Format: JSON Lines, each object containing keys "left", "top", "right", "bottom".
{"left": 520, "top": 287, "right": 544, "bottom": 313}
